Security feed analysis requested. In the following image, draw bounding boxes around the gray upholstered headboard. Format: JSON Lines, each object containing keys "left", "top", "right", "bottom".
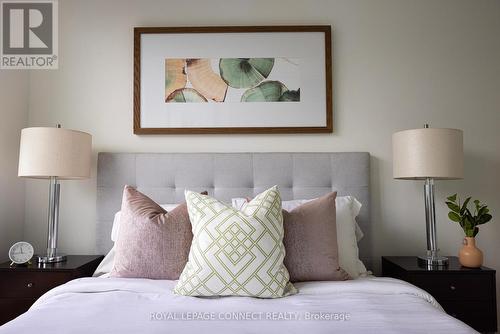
{"left": 96, "top": 152, "right": 371, "bottom": 268}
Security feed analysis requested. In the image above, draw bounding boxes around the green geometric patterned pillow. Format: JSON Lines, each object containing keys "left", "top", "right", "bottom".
{"left": 174, "top": 186, "right": 296, "bottom": 298}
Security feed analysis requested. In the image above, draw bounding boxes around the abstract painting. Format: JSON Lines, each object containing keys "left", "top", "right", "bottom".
{"left": 165, "top": 58, "right": 300, "bottom": 103}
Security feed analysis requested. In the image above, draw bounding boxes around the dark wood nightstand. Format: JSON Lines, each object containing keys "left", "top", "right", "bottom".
{"left": 0, "top": 255, "right": 103, "bottom": 325}
{"left": 382, "top": 256, "right": 497, "bottom": 333}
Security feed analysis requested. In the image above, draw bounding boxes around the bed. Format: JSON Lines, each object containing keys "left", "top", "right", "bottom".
{"left": 0, "top": 153, "right": 476, "bottom": 333}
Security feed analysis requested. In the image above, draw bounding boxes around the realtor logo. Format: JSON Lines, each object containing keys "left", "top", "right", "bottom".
{"left": 1, "top": 0, "right": 58, "bottom": 69}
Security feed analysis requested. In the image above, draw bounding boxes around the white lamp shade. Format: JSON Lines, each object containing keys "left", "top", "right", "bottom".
{"left": 18, "top": 127, "right": 92, "bottom": 179}
{"left": 393, "top": 127, "right": 463, "bottom": 180}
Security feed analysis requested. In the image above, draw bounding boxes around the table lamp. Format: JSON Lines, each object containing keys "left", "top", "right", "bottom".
{"left": 393, "top": 124, "right": 463, "bottom": 267}
{"left": 18, "top": 125, "right": 92, "bottom": 263}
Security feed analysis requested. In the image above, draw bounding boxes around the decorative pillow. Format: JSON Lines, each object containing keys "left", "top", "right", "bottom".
{"left": 282, "top": 192, "right": 350, "bottom": 282}
{"left": 110, "top": 186, "right": 206, "bottom": 279}
{"left": 272, "top": 198, "right": 364, "bottom": 242}
{"left": 111, "top": 203, "right": 180, "bottom": 242}
{"left": 232, "top": 195, "right": 367, "bottom": 278}
{"left": 175, "top": 186, "right": 296, "bottom": 298}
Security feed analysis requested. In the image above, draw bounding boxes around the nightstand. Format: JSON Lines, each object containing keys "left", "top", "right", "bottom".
{"left": 382, "top": 256, "right": 497, "bottom": 333}
{"left": 0, "top": 255, "right": 103, "bottom": 325}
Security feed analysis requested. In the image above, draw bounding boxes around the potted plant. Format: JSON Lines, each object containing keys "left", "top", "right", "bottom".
{"left": 446, "top": 194, "right": 493, "bottom": 267}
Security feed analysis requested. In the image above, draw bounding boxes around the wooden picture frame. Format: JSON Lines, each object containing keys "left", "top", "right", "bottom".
{"left": 134, "top": 26, "right": 332, "bottom": 134}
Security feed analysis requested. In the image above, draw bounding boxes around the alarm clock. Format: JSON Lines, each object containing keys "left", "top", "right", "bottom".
{"left": 8, "top": 241, "right": 34, "bottom": 265}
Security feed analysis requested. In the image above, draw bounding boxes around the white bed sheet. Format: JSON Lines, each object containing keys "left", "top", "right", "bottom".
{"left": 0, "top": 277, "right": 476, "bottom": 334}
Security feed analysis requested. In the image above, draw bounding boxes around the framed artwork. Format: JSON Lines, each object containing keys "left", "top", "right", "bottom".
{"left": 134, "top": 26, "right": 332, "bottom": 134}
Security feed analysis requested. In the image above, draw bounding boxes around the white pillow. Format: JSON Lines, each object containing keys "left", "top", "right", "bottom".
{"left": 232, "top": 196, "right": 367, "bottom": 278}
{"left": 93, "top": 246, "right": 115, "bottom": 277}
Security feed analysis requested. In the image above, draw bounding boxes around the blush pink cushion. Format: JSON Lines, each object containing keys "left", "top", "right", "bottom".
{"left": 283, "top": 191, "right": 350, "bottom": 282}
{"left": 110, "top": 186, "right": 202, "bottom": 279}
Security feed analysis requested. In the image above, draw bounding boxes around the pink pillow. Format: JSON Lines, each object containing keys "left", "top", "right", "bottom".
{"left": 110, "top": 186, "right": 203, "bottom": 279}
{"left": 283, "top": 191, "right": 350, "bottom": 282}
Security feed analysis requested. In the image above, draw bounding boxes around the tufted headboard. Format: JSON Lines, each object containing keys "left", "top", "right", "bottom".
{"left": 96, "top": 152, "right": 371, "bottom": 268}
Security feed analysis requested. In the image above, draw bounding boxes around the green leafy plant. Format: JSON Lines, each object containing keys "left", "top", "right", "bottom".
{"left": 446, "top": 194, "right": 493, "bottom": 237}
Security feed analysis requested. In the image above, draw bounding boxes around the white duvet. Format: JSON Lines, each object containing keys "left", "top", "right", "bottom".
{"left": 0, "top": 277, "right": 476, "bottom": 334}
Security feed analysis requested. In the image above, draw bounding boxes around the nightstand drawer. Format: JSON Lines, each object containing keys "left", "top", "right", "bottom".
{"left": 382, "top": 256, "right": 497, "bottom": 332}
{"left": 410, "top": 273, "right": 491, "bottom": 300}
{"left": 0, "top": 255, "right": 104, "bottom": 326}
{"left": 0, "top": 298, "right": 36, "bottom": 324}
{"left": 0, "top": 272, "right": 71, "bottom": 299}
{"left": 440, "top": 300, "right": 497, "bottom": 332}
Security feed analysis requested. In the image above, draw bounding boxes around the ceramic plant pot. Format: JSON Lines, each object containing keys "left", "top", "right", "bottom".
{"left": 459, "top": 237, "right": 483, "bottom": 268}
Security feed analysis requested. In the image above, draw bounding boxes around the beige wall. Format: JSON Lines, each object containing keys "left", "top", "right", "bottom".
{"left": 0, "top": 72, "right": 29, "bottom": 262}
{"left": 21, "top": 0, "right": 500, "bottom": 321}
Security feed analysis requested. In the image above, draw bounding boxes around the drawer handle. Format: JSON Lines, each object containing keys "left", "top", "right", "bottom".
{"left": 27, "top": 282, "right": 33, "bottom": 288}
{"left": 449, "top": 285, "right": 456, "bottom": 291}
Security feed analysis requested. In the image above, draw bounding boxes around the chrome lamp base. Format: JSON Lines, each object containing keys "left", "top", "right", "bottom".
{"left": 418, "top": 177, "right": 449, "bottom": 268}
{"left": 418, "top": 253, "right": 449, "bottom": 268}
{"left": 39, "top": 176, "right": 67, "bottom": 264}
{"left": 37, "top": 254, "right": 67, "bottom": 263}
